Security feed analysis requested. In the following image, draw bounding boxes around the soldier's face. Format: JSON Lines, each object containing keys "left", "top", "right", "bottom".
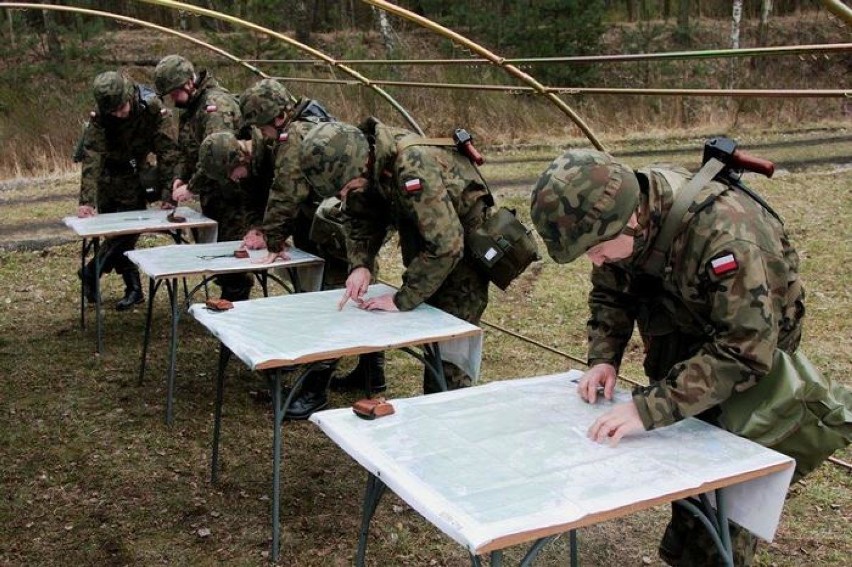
{"left": 229, "top": 165, "right": 249, "bottom": 181}
{"left": 339, "top": 177, "right": 369, "bottom": 201}
{"left": 259, "top": 124, "right": 278, "bottom": 140}
{"left": 586, "top": 234, "right": 635, "bottom": 266}
{"left": 109, "top": 101, "right": 132, "bottom": 119}
{"left": 167, "top": 80, "right": 194, "bottom": 107}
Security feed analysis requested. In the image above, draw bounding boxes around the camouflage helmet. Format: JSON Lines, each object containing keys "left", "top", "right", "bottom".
{"left": 530, "top": 149, "right": 640, "bottom": 264}
{"left": 154, "top": 54, "right": 195, "bottom": 96}
{"left": 240, "top": 78, "right": 298, "bottom": 128}
{"left": 93, "top": 71, "right": 134, "bottom": 115}
{"left": 198, "top": 131, "right": 243, "bottom": 183}
{"left": 299, "top": 122, "right": 369, "bottom": 198}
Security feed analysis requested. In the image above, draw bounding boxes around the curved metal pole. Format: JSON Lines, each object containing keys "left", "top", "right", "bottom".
{"left": 821, "top": 0, "right": 852, "bottom": 26}
{"left": 246, "top": 43, "right": 852, "bottom": 66}
{"left": 0, "top": 3, "right": 266, "bottom": 78}
{"left": 363, "top": 0, "right": 606, "bottom": 151}
{"left": 136, "top": 0, "right": 423, "bottom": 135}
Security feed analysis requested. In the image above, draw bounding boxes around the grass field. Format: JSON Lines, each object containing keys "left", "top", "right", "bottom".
{"left": 0, "top": 130, "right": 849, "bottom": 566}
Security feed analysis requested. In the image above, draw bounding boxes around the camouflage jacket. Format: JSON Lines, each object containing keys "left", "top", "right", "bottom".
{"left": 175, "top": 71, "right": 240, "bottom": 184}
{"left": 79, "top": 87, "right": 177, "bottom": 206}
{"left": 262, "top": 119, "right": 326, "bottom": 253}
{"left": 345, "top": 118, "right": 490, "bottom": 311}
{"left": 587, "top": 165, "right": 806, "bottom": 430}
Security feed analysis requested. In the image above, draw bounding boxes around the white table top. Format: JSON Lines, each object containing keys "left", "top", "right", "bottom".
{"left": 126, "top": 241, "right": 325, "bottom": 290}
{"left": 311, "top": 372, "right": 795, "bottom": 554}
{"left": 189, "top": 283, "right": 484, "bottom": 375}
{"left": 63, "top": 206, "right": 217, "bottom": 239}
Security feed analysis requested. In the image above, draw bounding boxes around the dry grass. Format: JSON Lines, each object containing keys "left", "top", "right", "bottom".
{"left": 0, "top": 136, "right": 849, "bottom": 566}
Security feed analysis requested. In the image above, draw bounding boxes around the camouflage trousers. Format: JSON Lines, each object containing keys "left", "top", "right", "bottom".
{"left": 199, "top": 182, "right": 253, "bottom": 299}
{"left": 659, "top": 500, "right": 757, "bottom": 567}
{"left": 95, "top": 175, "right": 147, "bottom": 275}
{"left": 422, "top": 256, "right": 490, "bottom": 394}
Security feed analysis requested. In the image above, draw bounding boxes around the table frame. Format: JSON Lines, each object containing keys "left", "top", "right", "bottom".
{"left": 137, "top": 266, "right": 311, "bottom": 425}
{"left": 355, "top": 474, "right": 735, "bottom": 567}
{"left": 210, "top": 341, "right": 449, "bottom": 564}
{"left": 67, "top": 209, "right": 217, "bottom": 353}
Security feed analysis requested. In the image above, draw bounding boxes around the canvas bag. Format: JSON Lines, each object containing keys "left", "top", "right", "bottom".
{"left": 719, "top": 349, "right": 852, "bottom": 480}
{"left": 647, "top": 158, "right": 852, "bottom": 479}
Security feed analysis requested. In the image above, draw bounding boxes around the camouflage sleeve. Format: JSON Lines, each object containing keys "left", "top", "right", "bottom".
{"left": 262, "top": 132, "right": 312, "bottom": 253}
{"left": 392, "top": 148, "right": 464, "bottom": 311}
{"left": 198, "top": 92, "right": 240, "bottom": 140}
{"left": 632, "top": 241, "right": 779, "bottom": 430}
{"left": 150, "top": 102, "right": 179, "bottom": 200}
{"left": 79, "top": 121, "right": 105, "bottom": 207}
{"left": 587, "top": 264, "right": 637, "bottom": 369}
{"left": 173, "top": 123, "right": 194, "bottom": 183}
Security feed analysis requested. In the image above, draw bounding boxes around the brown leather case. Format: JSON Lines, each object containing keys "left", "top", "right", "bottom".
{"left": 233, "top": 249, "right": 249, "bottom": 259}
{"left": 352, "top": 397, "right": 395, "bottom": 420}
{"left": 205, "top": 298, "right": 234, "bottom": 311}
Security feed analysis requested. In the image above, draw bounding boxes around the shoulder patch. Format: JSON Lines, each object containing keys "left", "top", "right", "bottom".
{"left": 205, "top": 104, "right": 218, "bottom": 113}
{"left": 89, "top": 111, "right": 97, "bottom": 118}
{"left": 160, "top": 108, "right": 169, "bottom": 116}
{"left": 709, "top": 252, "right": 738, "bottom": 277}
{"left": 403, "top": 178, "right": 423, "bottom": 194}
{"left": 277, "top": 131, "right": 289, "bottom": 143}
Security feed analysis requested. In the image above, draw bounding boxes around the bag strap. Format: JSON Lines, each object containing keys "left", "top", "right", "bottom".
{"left": 395, "top": 134, "right": 495, "bottom": 207}
{"left": 642, "top": 158, "right": 726, "bottom": 277}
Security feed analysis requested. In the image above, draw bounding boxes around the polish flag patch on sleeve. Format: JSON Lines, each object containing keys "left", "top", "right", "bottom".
{"left": 277, "top": 132, "right": 289, "bottom": 143}
{"left": 710, "top": 253, "right": 738, "bottom": 276}
{"left": 403, "top": 178, "right": 423, "bottom": 193}
{"left": 205, "top": 104, "right": 218, "bottom": 113}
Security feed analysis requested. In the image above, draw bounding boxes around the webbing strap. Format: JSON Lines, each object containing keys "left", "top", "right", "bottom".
{"left": 396, "top": 136, "right": 455, "bottom": 153}
{"left": 643, "top": 158, "right": 726, "bottom": 276}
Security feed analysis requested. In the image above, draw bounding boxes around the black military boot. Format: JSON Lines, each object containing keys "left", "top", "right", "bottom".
{"left": 115, "top": 270, "right": 144, "bottom": 311}
{"left": 329, "top": 352, "right": 386, "bottom": 394}
{"left": 284, "top": 364, "right": 335, "bottom": 421}
{"left": 77, "top": 261, "right": 99, "bottom": 303}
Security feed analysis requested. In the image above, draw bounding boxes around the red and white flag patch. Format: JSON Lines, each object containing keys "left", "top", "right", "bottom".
{"left": 205, "top": 104, "right": 218, "bottom": 113}
{"left": 403, "top": 178, "right": 423, "bottom": 193}
{"left": 277, "top": 132, "right": 289, "bottom": 143}
{"left": 710, "top": 253, "right": 738, "bottom": 276}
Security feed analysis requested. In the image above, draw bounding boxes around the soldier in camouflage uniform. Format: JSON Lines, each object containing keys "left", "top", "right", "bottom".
{"left": 300, "top": 119, "right": 492, "bottom": 395}
{"left": 77, "top": 71, "right": 178, "bottom": 310}
{"left": 237, "top": 79, "right": 382, "bottom": 419}
{"left": 530, "top": 149, "right": 806, "bottom": 567}
{"left": 153, "top": 54, "right": 250, "bottom": 300}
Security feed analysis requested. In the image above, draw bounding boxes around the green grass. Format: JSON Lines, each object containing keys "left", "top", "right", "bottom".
{"left": 0, "top": 139, "right": 849, "bottom": 566}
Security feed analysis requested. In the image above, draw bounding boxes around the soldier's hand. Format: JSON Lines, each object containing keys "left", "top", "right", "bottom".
{"left": 338, "top": 267, "right": 372, "bottom": 310}
{"left": 77, "top": 205, "right": 96, "bottom": 218}
{"left": 356, "top": 293, "right": 398, "bottom": 312}
{"left": 158, "top": 200, "right": 175, "bottom": 210}
{"left": 577, "top": 363, "right": 617, "bottom": 404}
{"left": 243, "top": 229, "right": 267, "bottom": 250}
{"left": 253, "top": 250, "right": 289, "bottom": 265}
{"left": 587, "top": 402, "right": 644, "bottom": 446}
{"left": 172, "top": 185, "right": 193, "bottom": 203}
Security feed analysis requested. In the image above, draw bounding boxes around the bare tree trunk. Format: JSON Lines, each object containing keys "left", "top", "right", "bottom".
{"left": 295, "top": 1, "right": 311, "bottom": 45}
{"left": 372, "top": 7, "right": 396, "bottom": 55}
{"left": 728, "top": 0, "right": 743, "bottom": 89}
{"left": 7, "top": 11, "right": 15, "bottom": 49}
{"left": 676, "top": 0, "right": 691, "bottom": 47}
{"left": 758, "top": 0, "right": 773, "bottom": 47}
{"left": 42, "top": 8, "right": 62, "bottom": 61}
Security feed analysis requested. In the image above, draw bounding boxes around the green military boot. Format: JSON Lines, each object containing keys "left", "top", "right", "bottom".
{"left": 115, "top": 270, "right": 144, "bottom": 311}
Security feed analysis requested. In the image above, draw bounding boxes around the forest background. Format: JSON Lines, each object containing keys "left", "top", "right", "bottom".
{"left": 0, "top": 0, "right": 849, "bottom": 176}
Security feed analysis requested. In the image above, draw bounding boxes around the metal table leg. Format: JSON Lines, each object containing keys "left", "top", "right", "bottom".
{"left": 164, "top": 277, "right": 180, "bottom": 425}
{"left": 356, "top": 473, "right": 387, "bottom": 567}
{"left": 675, "top": 491, "right": 734, "bottom": 567}
{"left": 138, "top": 278, "right": 162, "bottom": 385}
{"left": 210, "top": 344, "right": 232, "bottom": 484}
{"left": 92, "top": 237, "right": 104, "bottom": 353}
{"left": 400, "top": 342, "right": 448, "bottom": 393}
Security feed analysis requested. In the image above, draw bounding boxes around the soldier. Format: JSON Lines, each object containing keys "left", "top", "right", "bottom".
{"left": 299, "top": 119, "right": 492, "bottom": 395}
{"left": 153, "top": 54, "right": 250, "bottom": 301}
{"left": 529, "top": 149, "right": 806, "bottom": 567}
{"left": 77, "top": 71, "right": 177, "bottom": 310}
{"left": 237, "top": 79, "right": 382, "bottom": 419}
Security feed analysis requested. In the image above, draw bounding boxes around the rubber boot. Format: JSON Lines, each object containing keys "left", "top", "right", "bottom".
{"left": 219, "top": 284, "right": 252, "bottom": 302}
{"left": 284, "top": 363, "right": 335, "bottom": 421}
{"left": 77, "top": 261, "right": 99, "bottom": 304}
{"left": 115, "top": 270, "right": 144, "bottom": 311}
{"left": 329, "top": 352, "right": 386, "bottom": 394}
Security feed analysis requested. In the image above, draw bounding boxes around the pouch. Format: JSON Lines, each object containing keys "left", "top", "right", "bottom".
{"left": 467, "top": 207, "right": 539, "bottom": 290}
{"left": 353, "top": 397, "right": 395, "bottom": 420}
